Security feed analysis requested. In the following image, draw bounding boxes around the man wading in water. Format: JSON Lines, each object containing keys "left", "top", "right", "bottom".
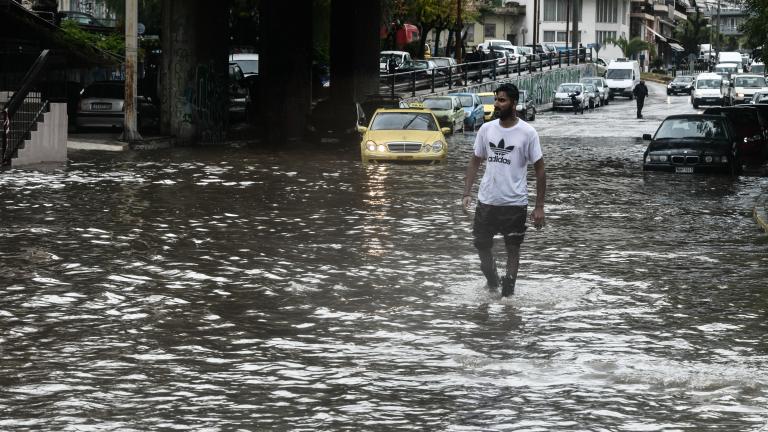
{"left": 462, "top": 83, "right": 546, "bottom": 297}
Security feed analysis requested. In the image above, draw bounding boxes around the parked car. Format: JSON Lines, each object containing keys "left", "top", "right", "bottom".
{"left": 429, "top": 56, "right": 460, "bottom": 77}
{"left": 580, "top": 76, "right": 609, "bottom": 106}
{"left": 731, "top": 74, "right": 768, "bottom": 104}
{"left": 412, "top": 59, "right": 443, "bottom": 80}
{"left": 228, "top": 62, "right": 249, "bottom": 120}
{"left": 75, "top": 81, "right": 158, "bottom": 131}
{"left": 642, "top": 114, "right": 739, "bottom": 176}
{"left": 666, "top": 75, "right": 695, "bottom": 95}
{"left": 380, "top": 51, "right": 413, "bottom": 73}
{"left": 478, "top": 92, "right": 496, "bottom": 121}
{"left": 56, "top": 10, "right": 114, "bottom": 32}
{"left": 358, "top": 108, "right": 450, "bottom": 163}
{"left": 421, "top": 95, "right": 465, "bottom": 134}
{"left": 703, "top": 105, "right": 768, "bottom": 167}
{"left": 450, "top": 92, "right": 484, "bottom": 131}
{"left": 229, "top": 53, "right": 259, "bottom": 78}
{"left": 749, "top": 62, "right": 765, "bottom": 75}
{"left": 516, "top": 89, "right": 536, "bottom": 121}
{"left": 553, "top": 83, "right": 586, "bottom": 112}
{"left": 583, "top": 83, "right": 599, "bottom": 109}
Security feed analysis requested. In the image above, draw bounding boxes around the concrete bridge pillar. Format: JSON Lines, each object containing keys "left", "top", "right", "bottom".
{"left": 259, "top": 1, "right": 313, "bottom": 147}
{"left": 330, "top": 0, "right": 382, "bottom": 118}
{"left": 160, "top": 0, "right": 229, "bottom": 144}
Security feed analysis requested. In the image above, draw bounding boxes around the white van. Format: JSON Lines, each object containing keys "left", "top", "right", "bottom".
{"left": 731, "top": 74, "right": 768, "bottom": 104}
{"left": 605, "top": 59, "right": 640, "bottom": 99}
{"left": 691, "top": 72, "right": 730, "bottom": 108}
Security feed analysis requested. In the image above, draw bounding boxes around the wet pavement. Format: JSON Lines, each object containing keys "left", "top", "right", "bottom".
{"left": 2, "top": 82, "right": 768, "bottom": 430}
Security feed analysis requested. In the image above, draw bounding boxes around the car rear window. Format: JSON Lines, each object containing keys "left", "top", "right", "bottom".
{"left": 82, "top": 83, "right": 123, "bottom": 98}
{"left": 655, "top": 118, "right": 728, "bottom": 140}
{"left": 423, "top": 98, "right": 452, "bottom": 110}
{"left": 370, "top": 112, "right": 438, "bottom": 131}
{"left": 479, "top": 95, "right": 495, "bottom": 104}
{"left": 696, "top": 79, "right": 721, "bottom": 89}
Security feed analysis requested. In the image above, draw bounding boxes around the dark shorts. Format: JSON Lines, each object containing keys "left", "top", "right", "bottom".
{"left": 472, "top": 202, "right": 527, "bottom": 250}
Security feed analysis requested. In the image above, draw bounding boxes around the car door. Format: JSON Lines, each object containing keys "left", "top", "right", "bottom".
{"left": 472, "top": 95, "right": 483, "bottom": 123}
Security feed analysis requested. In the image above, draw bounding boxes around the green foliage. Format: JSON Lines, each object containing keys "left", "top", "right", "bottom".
{"left": 673, "top": 10, "right": 710, "bottom": 56}
{"left": 59, "top": 19, "right": 125, "bottom": 59}
{"left": 604, "top": 36, "right": 650, "bottom": 59}
{"left": 741, "top": 0, "right": 768, "bottom": 63}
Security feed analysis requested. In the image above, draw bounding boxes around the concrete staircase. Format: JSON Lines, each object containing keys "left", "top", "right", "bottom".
{"left": 1, "top": 91, "right": 68, "bottom": 168}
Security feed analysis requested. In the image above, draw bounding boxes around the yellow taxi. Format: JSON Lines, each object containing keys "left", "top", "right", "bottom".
{"left": 478, "top": 92, "right": 496, "bottom": 121}
{"left": 359, "top": 108, "right": 451, "bottom": 163}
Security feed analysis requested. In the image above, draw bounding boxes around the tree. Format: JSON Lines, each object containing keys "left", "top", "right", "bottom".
{"left": 740, "top": 0, "right": 768, "bottom": 63}
{"left": 673, "top": 9, "right": 710, "bottom": 56}
{"left": 604, "top": 36, "right": 650, "bottom": 59}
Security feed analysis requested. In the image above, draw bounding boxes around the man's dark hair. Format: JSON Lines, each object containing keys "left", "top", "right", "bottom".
{"left": 495, "top": 83, "right": 519, "bottom": 102}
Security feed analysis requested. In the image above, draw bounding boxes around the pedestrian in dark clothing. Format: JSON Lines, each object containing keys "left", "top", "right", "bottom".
{"left": 633, "top": 80, "right": 648, "bottom": 119}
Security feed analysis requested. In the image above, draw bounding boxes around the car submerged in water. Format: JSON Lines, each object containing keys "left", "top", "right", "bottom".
{"left": 642, "top": 114, "right": 740, "bottom": 176}
{"left": 358, "top": 108, "right": 450, "bottom": 164}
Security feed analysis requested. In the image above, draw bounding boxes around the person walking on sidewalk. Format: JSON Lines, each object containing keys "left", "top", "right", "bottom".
{"left": 462, "top": 83, "right": 546, "bottom": 297}
{"left": 633, "top": 80, "right": 649, "bottom": 119}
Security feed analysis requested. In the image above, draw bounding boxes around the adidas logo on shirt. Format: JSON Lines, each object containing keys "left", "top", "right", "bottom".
{"left": 488, "top": 138, "right": 514, "bottom": 164}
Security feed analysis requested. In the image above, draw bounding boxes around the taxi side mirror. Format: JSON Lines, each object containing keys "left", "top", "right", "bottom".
{"left": 441, "top": 127, "right": 451, "bottom": 134}
{"left": 357, "top": 125, "right": 368, "bottom": 133}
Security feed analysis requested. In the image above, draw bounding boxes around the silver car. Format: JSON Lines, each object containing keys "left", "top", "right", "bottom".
{"left": 75, "top": 81, "right": 158, "bottom": 130}
{"left": 580, "top": 76, "right": 609, "bottom": 106}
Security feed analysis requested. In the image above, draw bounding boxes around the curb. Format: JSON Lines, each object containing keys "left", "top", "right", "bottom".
{"left": 754, "top": 193, "right": 768, "bottom": 233}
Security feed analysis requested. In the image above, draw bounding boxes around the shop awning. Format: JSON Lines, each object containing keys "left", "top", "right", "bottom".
{"left": 645, "top": 26, "right": 666, "bottom": 42}
{"left": 669, "top": 43, "right": 684, "bottom": 52}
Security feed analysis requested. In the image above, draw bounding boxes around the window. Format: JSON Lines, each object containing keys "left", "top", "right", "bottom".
{"left": 484, "top": 23, "right": 496, "bottom": 38}
{"left": 622, "top": 0, "right": 626, "bottom": 24}
{"left": 543, "top": 0, "right": 581, "bottom": 21}
{"left": 544, "top": 31, "right": 568, "bottom": 42}
{"left": 596, "top": 31, "right": 616, "bottom": 46}
{"left": 596, "top": 0, "right": 618, "bottom": 23}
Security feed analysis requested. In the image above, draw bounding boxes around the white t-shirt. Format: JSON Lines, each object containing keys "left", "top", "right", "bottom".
{"left": 473, "top": 118, "right": 542, "bottom": 206}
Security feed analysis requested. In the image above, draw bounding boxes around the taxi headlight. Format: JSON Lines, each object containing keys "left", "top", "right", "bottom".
{"left": 377, "top": 144, "right": 386, "bottom": 152}
{"left": 366, "top": 141, "right": 376, "bottom": 151}
{"left": 431, "top": 141, "right": 444, "bottom": 152}
{"left": 422, "top": 143, "right": 431, "bottom": 152}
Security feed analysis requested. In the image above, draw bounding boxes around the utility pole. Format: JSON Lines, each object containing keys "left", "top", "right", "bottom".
{"left": 122, "top": 0, "right": 142, "bottom": 142}
{"left": 571, "top": 0, "right": 579, "bottom": 64}
{"left": 565, "top": 0, "right": 571, "bottom": 49}
{"left": 455, "top": 0, "right": 463, "bottom": 64}
{"left": 716, "top": 0, "right": 721, "bottom": 54}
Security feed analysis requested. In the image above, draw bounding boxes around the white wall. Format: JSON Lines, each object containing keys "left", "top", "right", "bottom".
{"left": 12, "top": 103, "right": 68, "bottom": 168}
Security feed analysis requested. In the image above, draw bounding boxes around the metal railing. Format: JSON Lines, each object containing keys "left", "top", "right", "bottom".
{"left": 1, "top": 50, "right": 51, "bottom": 168}
{"left": 380, "top": 48, "right": 591, "bottom": 97}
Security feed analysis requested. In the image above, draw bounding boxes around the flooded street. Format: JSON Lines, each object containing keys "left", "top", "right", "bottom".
{"left": 2, "top": 82, "right": 768, "bottom": 430}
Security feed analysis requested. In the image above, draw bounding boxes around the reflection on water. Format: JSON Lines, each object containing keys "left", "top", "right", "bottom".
{"left": 1, "top": 137, "right": 768, "bottom": 430}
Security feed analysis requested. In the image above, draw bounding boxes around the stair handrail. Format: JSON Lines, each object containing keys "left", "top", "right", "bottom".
{"left": 2, "top": 49, "right": 51, "bottom": 167}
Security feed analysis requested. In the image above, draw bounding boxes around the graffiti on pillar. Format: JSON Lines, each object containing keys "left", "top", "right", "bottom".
{"left": 193, "top": 63, "right": 227, "bottom": 145}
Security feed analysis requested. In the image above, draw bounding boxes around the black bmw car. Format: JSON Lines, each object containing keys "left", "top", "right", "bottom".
{"left": 643, "top": 114, "right": 739, "bottom": 176}
{"left": 666, "top": 75, "right": 694, "bottom": 95}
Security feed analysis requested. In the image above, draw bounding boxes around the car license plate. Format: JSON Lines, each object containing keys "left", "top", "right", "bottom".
{"left": 91, "top": 103, "right": 112, "bottom": 110}
{"left": 675, "top": 166, "right": 694, "bottom": 174}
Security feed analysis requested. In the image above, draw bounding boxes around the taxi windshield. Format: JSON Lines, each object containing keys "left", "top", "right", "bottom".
{"left": 370, "top": 112, "right": 438, "bottom": 131}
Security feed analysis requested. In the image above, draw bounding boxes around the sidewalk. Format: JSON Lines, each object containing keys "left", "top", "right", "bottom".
{"left": 67, "top": 132, "right": 174, "bottom": 151}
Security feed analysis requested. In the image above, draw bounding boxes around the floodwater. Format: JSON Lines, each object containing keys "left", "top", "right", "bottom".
{"left": 2, "top": 87, "right": 768, "bottom": 430}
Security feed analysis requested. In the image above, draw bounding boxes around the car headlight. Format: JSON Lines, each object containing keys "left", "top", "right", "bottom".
{"left": 649, "top": 155, "right": 668, "bottom": 162}
{"left": 431, "top": 141, "right": 444, "bottom": 152}
{"left": 667, "top": 83, "right": 673, "bottom": 88}
{"left": 705, "top": 155, "right": 713, "bottom": 163}
{"left": 737, "top": 93, "right": 744, "bottom": 97}
{"left": 366, "top": 141, "right": 376, "bottom": 151}
{"left": 721, "top": 155, "right": 728, "bottom": 163}
{"left": 377, "top": 144, "right": 386, "bottom": 152}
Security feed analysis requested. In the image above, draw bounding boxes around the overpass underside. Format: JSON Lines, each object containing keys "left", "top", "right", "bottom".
{"left": 160, "top": 0, "right": 381, "bottom": 146}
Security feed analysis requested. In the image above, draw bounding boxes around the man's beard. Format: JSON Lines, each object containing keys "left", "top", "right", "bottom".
{"left": 494, "top": 105, "right": 516, "bottom": 121}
